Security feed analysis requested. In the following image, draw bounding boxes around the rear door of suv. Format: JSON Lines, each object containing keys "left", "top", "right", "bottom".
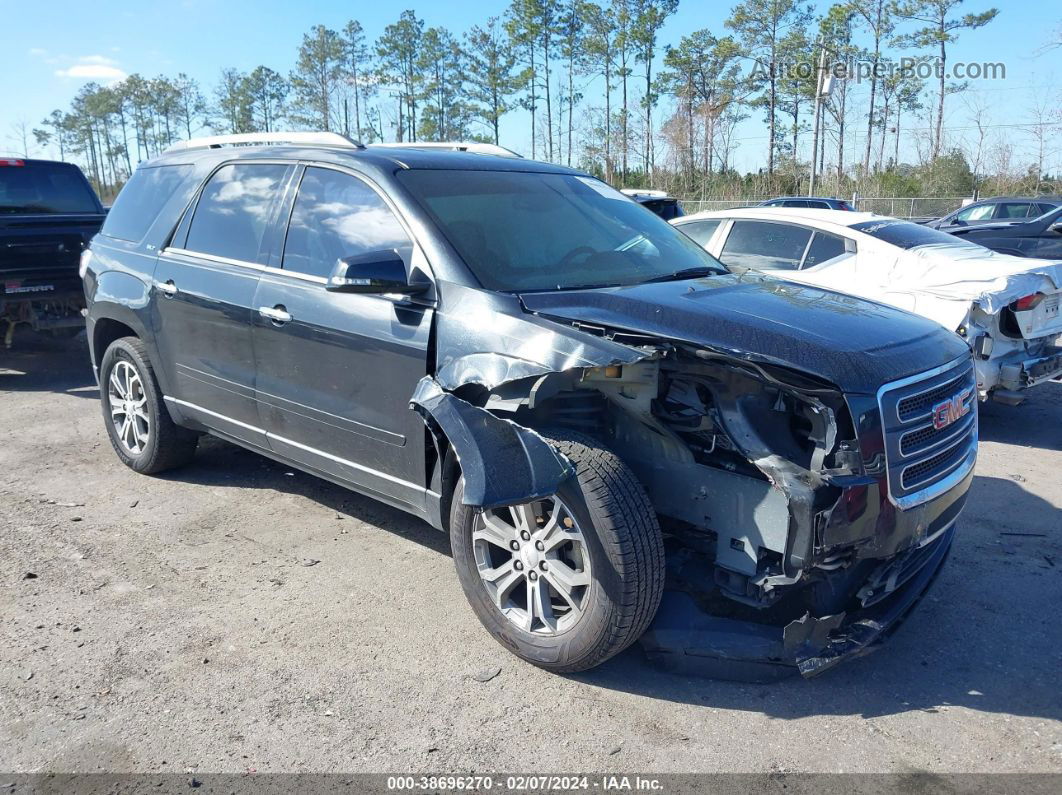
{"left": 250, "top": 164, "right": 435, "bottom": 510}
{"left": 154, "top": 161, "right": 293, "bottom": 447}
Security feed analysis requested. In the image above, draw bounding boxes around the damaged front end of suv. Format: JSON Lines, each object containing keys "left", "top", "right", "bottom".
{"left": 412, "top": 277, "right": 976, "bottom": 681}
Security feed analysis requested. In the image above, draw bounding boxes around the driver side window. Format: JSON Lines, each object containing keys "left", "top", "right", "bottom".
{"left": 282, "top": 167, "right": 412, "bottom": 279}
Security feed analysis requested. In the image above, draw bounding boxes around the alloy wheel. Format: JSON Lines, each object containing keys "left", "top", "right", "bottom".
{"left": 472, "top": 496, "right": 592, "bottom": 635}
{"left": 108, "top": 360, "right": 150, "bottom": 455}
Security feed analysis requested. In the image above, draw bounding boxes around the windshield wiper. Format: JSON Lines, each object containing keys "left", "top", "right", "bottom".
{"left": 639, "top": 266, "right": 725, "bottom": 284}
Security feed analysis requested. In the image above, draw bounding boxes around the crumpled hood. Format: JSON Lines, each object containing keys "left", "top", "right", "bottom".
{"left": 519, "top": 272, "right": 969, "bottom": 394}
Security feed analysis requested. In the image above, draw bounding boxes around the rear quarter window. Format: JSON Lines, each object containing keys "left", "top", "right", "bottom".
{"left": 102, "top": 165, "right": 194, "bottom": 242}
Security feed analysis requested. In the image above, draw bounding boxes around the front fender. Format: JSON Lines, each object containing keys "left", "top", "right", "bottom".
{"left": 410, "top": 377, "right": 573, "bottom": 509}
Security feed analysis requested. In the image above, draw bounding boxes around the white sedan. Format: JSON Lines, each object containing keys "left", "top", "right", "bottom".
{"left": 673, "top": 207, "right": 1062, "bottom": 404}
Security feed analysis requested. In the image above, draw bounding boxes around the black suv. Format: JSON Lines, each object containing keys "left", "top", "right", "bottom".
{"left": 83, "top": 133, "right": 976, "bottom": 679}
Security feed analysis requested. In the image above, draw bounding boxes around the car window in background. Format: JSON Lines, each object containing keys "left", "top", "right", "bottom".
{"left": 955, "top": 204, "right": 994, "bottom": 222}
{"left": 851, "top": 218, "right": 982, "bottom": 250}
{"left": 282, "top": 167, "right": 412, "bottom": 279}
{"left": 0, "top": 161, "right": 99, "bottom": 214}
{"left": 719, "top": 220, "right": 812, "bottom": 270}
{"left": 998, "top": 203, "right": 1033, "bottom": 219}
{"left": 184, "top": 163, "right": 288, "bottom": 263}
{"left": 398, "top": 169, "right": 725, "bottom": 292}
{"left": 102, "top": 165, "right": 193, "bottom": 242}
{"left": 640, "top": 198, "right": 683, "bottom": 220}
{"left": 781, "top": 200, "right": 810, "bottom": 208}
{"left": 676, "top": 219, "right": 722, "bottom": 248}
{"left": 1036, "top": 203, "right": 1057, "bottom": 216}
{"left": 803, "top": 231, "right": 848, "bottom": 267}
{"left": 807, "top": 201, "right": 831, "bottom": 209}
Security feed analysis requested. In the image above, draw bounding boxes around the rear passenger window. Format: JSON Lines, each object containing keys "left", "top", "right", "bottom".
{"left": 803, "top": 231, "right": 848, "bottom": 267}
{"left": 103, "top": 165, "right": 192, "bottom": 242}
{"left": 998, "top": 203, "right": 1033, "bottom": 219}
{"left": 720, "top": 221, "right": 811, "bottom": 271}
{"left": 677, "top": 219, "right": 721, "bottom": 248}
{"left": 282, "top": 167, "right": 412, "bottom": 279}
{"left": 184, "top": 164, "right": 288, "bottom": 263}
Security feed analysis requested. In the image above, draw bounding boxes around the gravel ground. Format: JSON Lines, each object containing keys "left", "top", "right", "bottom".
{"left": 1, "top": 333, "right": 1060, "bottom": 775}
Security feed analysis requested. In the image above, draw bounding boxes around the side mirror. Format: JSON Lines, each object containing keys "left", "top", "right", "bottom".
{"left": 326, "top": 249, "right": 426, "bottom": 295}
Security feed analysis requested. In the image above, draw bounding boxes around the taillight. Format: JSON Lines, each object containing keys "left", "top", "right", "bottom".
{"left": 0, "top": 158, "right": 25, "bottom": 167}
{"left": 1013, "top": 293, "right": 1044, "bottom": 311}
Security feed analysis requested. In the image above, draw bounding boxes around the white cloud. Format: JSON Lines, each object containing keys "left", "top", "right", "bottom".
{"left": 28, "top": 47, "right": 48, "bottom": 57}
{"left": 54, "top": 55, "right": 127, "bottom": 81}
{"left": 55, "top": 64, "right": 128, "bottom": 80}
{"left": 79, "top": 54, "right": 119, "bottom": 66}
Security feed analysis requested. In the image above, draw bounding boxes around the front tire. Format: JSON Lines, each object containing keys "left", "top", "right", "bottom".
{"left": 99, "top": 336, "right": 198, "bottom": 474}
{"left": 450, "top": 430, "right": 664, "bottom": 673}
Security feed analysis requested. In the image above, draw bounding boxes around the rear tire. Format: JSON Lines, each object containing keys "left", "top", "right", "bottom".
{"left": 450, "top": 429, "right": 664, "bottom": 673}
{"left": 99, "top": 336, "right": 198, "bottom": 474}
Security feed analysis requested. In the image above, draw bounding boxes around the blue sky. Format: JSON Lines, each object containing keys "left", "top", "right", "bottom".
{"left": 1, "top": 0, "right": 1059, "bottom": 175}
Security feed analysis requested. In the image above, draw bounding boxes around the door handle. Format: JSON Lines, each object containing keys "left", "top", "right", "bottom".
{"left": 259, "top": 305, "right": 292, "bottom": 324}
{"left": 157, "top": 279, "right": 178, "bottom": 297}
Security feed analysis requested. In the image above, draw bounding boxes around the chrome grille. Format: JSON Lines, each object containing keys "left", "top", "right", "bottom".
{"left": 877, "top": 357, "right": 978, "bottom": 508}
{"left": 896, "top": 366, "right": 971, "bottom": 422}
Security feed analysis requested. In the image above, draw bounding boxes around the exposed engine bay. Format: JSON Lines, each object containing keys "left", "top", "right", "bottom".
{"left": 412, "top": 326, "right": 964, "bottom": 680}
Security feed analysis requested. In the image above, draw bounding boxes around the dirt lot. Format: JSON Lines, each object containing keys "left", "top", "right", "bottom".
{"left": 1, "top": 333, "right": 1060, "bottom": 775}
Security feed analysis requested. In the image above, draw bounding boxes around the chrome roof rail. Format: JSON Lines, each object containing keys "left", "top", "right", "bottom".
{"left": 368, "top": 141, "right": 523, "bottom": 158}
{"left": 164, "top": 131, "right": 364, "bottom": 154}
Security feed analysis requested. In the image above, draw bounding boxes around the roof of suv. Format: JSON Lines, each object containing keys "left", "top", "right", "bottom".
{"left": 147, "top": 141, "right": 579, "bottom": 175}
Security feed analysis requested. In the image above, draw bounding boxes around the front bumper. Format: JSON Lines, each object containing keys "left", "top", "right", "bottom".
{"left": 641, "top": 522, "right": 955, "bottom": 682}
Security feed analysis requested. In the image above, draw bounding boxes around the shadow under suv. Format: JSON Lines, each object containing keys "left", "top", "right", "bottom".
{"left": 83, "top": 133, "right": 976, "bottom": 680}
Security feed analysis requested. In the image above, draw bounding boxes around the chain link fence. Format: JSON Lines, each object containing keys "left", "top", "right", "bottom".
{"left": 676, "top": 196, "right": 971, "bottom": 220}
{"left": 849, "top": 196, "right": 968, "bottom": 220}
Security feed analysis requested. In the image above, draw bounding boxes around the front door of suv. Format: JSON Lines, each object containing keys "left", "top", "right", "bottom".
{"left": 154, "top": 162, "right": 292, "bottom": 447}
{"left": 251, "top": 165, "right": 434, "bottom": 511}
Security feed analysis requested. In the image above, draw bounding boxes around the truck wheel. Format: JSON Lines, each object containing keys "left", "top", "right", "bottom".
{"left": 99, "top": 336, "right": 198, "bottom": 474}
{"left": 450, "top": 430, "right": 664, "bottom": 673}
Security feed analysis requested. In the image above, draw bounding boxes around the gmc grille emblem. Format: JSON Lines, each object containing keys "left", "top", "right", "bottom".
{"left": 931, "top": 388, "right": 972, "bottom": 430}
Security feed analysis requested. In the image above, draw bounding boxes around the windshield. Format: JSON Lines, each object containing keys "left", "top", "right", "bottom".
{"left": 0, "top": 161, "right": 99, "bottom": 214}
{"left": 850, "top": 218, "right": 984, "bottom": 250}
{"left": 397, "top": 169, "right": 726, "bottom": 291}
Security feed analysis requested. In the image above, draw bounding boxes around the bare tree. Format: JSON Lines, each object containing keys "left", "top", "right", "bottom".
{"left": 7, "top": 119, "right": 32, "bottom": 157}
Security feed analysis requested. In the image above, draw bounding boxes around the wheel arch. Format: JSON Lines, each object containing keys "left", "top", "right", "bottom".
{"left": 88, "top": 302, "right": 164, "bottom": 387}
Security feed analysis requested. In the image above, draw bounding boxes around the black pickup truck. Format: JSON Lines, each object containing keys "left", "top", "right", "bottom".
{"left": 1, "top": 157, "right": 106, "bottom": 346}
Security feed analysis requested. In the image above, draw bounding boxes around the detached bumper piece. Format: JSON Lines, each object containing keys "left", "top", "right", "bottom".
{"left": 1011, "top": 345, "right": 1062, "bottom": 387}
{"left": 640, "top": 524, "right": 955, "bottom": 682}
